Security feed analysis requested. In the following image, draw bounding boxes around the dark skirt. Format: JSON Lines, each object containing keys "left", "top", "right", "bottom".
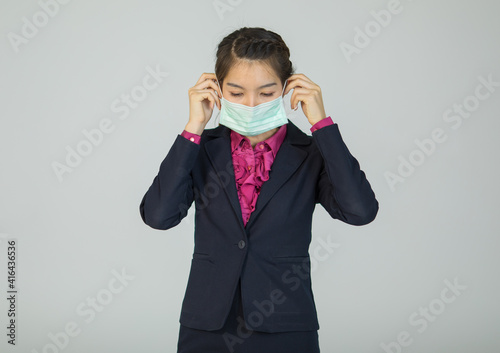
{"left": 177, "top": 278, "right": 320, "bottom": 353}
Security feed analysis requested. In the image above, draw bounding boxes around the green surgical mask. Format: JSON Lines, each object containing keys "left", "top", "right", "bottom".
{"left": 216, "top": 78, "right": 288, "bottom": 136}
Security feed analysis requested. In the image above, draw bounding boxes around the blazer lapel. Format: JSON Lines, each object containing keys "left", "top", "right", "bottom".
{"left": 204, "top": 125, "right": 246, "bottom": 231}
{"left": 204, "top": 119, "right": 311, "bottom": 231}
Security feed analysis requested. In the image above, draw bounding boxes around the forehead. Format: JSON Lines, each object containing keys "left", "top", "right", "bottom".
{"left": 224, "top": 60, "right": 280, "bottom": 88}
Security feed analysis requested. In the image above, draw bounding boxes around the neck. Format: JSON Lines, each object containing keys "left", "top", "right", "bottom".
{"left": 245, "top": 127, "right": 279, "bottom": 148}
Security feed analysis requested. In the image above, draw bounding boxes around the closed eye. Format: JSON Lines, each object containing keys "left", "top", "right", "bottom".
{"left": 230, "top": 93, "right": 275, "bottom": 97}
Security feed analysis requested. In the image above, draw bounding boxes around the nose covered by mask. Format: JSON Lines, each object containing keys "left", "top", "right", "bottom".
{"left": 215, "top": 78, "right": 288, "bottom": 136}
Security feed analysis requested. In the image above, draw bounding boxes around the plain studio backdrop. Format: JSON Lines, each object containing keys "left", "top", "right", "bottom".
{"left": 1, "top": 0, "right": 499, "bottom": 352}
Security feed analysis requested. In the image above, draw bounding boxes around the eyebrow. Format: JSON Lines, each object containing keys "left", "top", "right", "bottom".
{"left": 226, "top": 82, "right": 277, "bottom": 89}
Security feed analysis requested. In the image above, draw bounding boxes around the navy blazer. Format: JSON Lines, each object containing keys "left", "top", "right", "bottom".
{"left": 139, "top": 118, "right": 379, "bottom": 333}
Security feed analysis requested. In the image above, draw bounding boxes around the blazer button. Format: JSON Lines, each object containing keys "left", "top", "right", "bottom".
{"left": 238, "top": 240, "right": 246, "bottom": 249}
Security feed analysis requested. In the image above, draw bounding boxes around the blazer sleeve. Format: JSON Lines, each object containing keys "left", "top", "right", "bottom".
{"left": 139, "top": 134, "right": 200, "bottom": 230}
{"left": 312, "top": 123, "right": 379, "bottom": 226}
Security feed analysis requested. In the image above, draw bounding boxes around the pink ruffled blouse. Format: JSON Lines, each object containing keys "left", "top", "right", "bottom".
{"left": 180, "top": 117, "right": 334, "bottom": 227}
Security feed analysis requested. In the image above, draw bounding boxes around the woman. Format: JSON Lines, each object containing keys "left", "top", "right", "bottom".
{"left": 140, "top": 27, "right": 379, "bottom": 353}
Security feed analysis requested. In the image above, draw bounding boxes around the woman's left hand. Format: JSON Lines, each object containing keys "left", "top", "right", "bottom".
{"left": 284, "top": 74, "right": 327, "bottom": 126}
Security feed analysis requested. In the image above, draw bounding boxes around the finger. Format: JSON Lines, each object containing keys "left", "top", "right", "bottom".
{"left": 290, "top": 88, "right": 311, "bottom": 109}
{"left": 195, "top": 79, "right": 222, "bottom": 100}
{"left": 287, "top": 77, "right": 316, "bottom": 89}
{"left": 284, "top": 79, "right": 316, "bottom": 96}
{"left": 198, "top": 89, "right": 221, "bottom": 110}
{"left": 195, "top": 72, "right": 217, "bottom": 85}
{"left": 208, "top": 82, "right": 220, "bottom": 110}
{"left": 209, "top": 89, "right": 221, "bottom": 110}
{"left": 287, "top": 73, "right": 314, "bottom": 85}
{"left": 290, "top": 92, "right": 311, "bottom": 110}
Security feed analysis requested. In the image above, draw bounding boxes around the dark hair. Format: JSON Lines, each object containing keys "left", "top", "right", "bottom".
{"left": 215, "top": 27, "right": 295, "bottom": 91}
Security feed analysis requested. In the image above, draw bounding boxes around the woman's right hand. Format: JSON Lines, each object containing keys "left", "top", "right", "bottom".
{"left": 186, "top": 73, "right": 222, "bottom": 133}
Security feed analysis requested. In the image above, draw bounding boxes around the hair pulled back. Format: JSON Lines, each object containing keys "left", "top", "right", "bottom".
{"left": 215, "top": 27, "right": 295, "bottom": 89}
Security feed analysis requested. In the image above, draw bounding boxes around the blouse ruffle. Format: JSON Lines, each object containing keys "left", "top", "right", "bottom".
{"left": 232, "top": 141, "right": 274, "bottom": 225}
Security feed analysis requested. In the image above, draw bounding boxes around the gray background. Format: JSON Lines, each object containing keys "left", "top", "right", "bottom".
{"left": 1, "top": 0, "right": 499, "bottom": 352}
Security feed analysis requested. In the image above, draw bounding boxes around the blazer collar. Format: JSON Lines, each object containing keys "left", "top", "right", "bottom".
{"left": 204, "top": 119, "right": 311, "bottom": 232}
{"left": 205, "top": 119, "right": 310, "bottom": 144}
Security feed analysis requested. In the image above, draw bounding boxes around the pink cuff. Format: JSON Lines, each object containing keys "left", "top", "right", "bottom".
{"left": 310, "top": 116, "right": 334, "bottom": 133}
{"left": 181, "top": 130, "right": 201, "bottom": 145}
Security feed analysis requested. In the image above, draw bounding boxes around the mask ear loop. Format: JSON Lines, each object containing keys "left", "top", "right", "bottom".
{"left": 281, "top": 79, "right": 288, "bottom": 98}
{"left": 215, "top": 76, "right": 223, "bottom": 100}
{"left": 213, "top": 76, "right": 222, "bottom": 127}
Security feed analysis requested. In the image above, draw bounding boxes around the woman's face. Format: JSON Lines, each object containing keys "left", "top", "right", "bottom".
{"left": 221, "top": 61, "right": 283, "bottom": 107}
